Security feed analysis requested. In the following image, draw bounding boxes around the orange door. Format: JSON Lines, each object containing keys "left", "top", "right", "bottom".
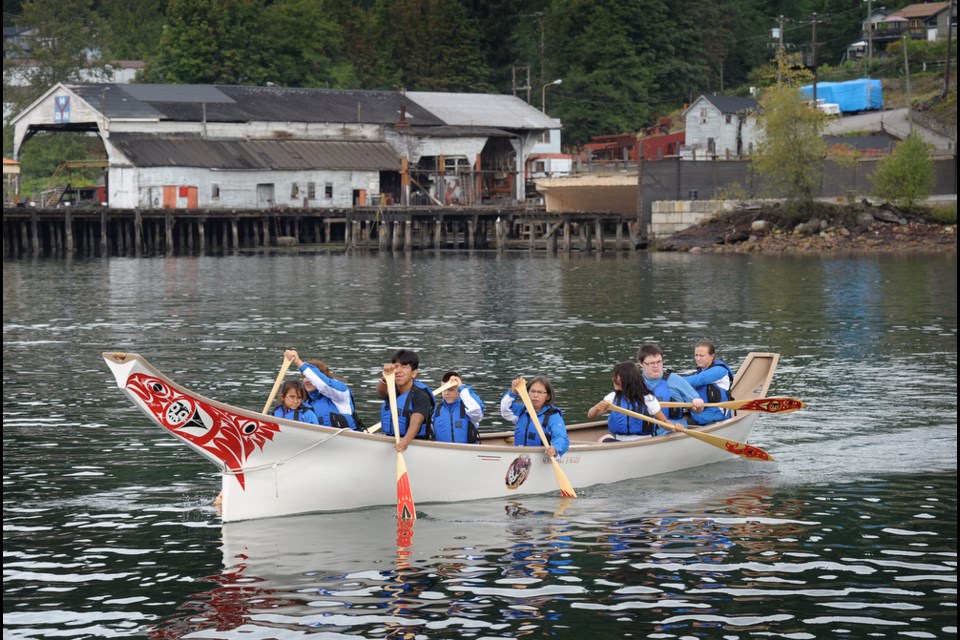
{"left": 162, "top": 186, "right": 177, "bottom": 208}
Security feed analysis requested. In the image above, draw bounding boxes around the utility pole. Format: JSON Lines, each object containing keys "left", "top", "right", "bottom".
{"left": 866, "top": 0, "right": 873, "bottom": 73}
{"left": 944, "top": 0, "right": 954, "bottom": 96}
{"left": 776, "top": 15, "right": 785, "bottom": 84}
{"left": 810, "top": 12, "right": 822, "bottom": 106}
{"left": 512, "top": 66, "right": 531, "bottom": 104}
{"left": 903, "top": 35, "right": 913, "bottom": 134}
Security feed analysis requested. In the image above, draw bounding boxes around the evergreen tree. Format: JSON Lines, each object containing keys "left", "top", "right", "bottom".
{"left": 371, "top": 0, "right": 494, "bottom": 92}
{"left": 262, "top": 0, "right": 358, "bottom": 88}
{"left": 97, "top": 0, "right": 166, "bottom": 61}
{"left": 141, "top": 0, "right": 268, "bottom": 85}
{"left": 3, "top": 0, "right": 105, "bottom": 112}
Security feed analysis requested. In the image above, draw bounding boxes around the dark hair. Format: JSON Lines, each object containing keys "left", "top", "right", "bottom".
{"left": 279, "top": 379, "right": 305, "bottom": 401}
{"left": 636, "top": 343, "right": 663, "bottom": 364}
{"left": 612, "top": 361, "right": 649, "bottom": 404}
{"left": 695, "top": 340, "right": 717, "bottom": 356}
{"left": 527, "top": 375, "right": 556, "bottom": 404}
{"left": 441, "top": 370, "right": 461, "bottom": 383}
{"left": 391, "top": 349, "right": 420, "bottom": 370}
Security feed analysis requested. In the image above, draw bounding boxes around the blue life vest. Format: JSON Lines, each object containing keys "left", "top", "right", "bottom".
{"left": 271, "top": 405, "right": 319, "bottom": 425}
{"left": 649, "top": 371, "right": 684, "bottom": 420}
{"left": 305, "top": 390, "right": 364, "bottom": 430}
{"left": 381, "top": 384, "right": 433, "bottom": 438}
{"left": 433, "top": 399, "right": 480, "bottom": 443}
{"left": 608, "top": 394, "right": 655, "bottom": 436}
{"left": 695, "top": 360, "right": 734, "bottom": 404}
{"left": 515, "top": 405, "right": 560, "bottom": 447}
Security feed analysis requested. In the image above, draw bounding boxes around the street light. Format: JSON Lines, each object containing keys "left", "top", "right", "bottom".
{"left": 541, "top": 78, "right": 562, "bottom": 113}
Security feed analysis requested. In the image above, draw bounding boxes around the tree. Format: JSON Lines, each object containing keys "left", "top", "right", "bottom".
{"left": 141, "top": 0, "right": 268, "bottom": 85}
{"left": 3, "top": 0, "right": 105, "bottom": 114}
{"left": 262, "top": 0, "right": 357, "bottom": 88}
{"left": 97, "top": 0, "right": 167, "bottom": 62}
{"left": 752, "top": 83, "right": 827, "bottom": 204}
{"left": 871, "top": 134, "right": 935, "bottom": 208}
{"left": 370, "top": 0, "right": 494, "bottom": 92}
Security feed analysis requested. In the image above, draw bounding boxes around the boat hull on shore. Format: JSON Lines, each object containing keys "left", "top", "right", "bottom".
{"left": 102, "top": 351, "right": 778, "bottom": 522}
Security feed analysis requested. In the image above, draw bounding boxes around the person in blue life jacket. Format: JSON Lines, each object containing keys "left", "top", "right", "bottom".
{"left": 376, "top": 349, "right": 434, "bottom": 453}
{"left": 285, "top": 349, "right": 364, "bottom": 431}
{"left": 500, "top": 375, "right": 569, "bottom": 458}
{"left": 682, "top": 340, "right": 735, "bottom": 425}
{"left": 636, "top": 343, "right": 704, "bottom": 427}
{"left": 587, "top": 361, "right": 685, "bottom": 441}
{"left": 270, "top": 379, "right": 319, "bottom": 425}
{"left": 432, "top": 370, "right": 485, "bottom": 444}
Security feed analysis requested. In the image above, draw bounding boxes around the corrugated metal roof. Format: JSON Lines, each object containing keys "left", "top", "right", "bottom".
{"left": 405, "top": 92, "right": 558, "bottom": 130}
{"left": 401, "top": 124, "right": 515, "bottom": 138}
{"left": 698, "top": 95, "right": 759, "bottom": 114}
{"left": 69, "top": 84, "right": 445, "bottom": 126}
{"left": 108, "top": 134, "right": 400, "bottom": 170}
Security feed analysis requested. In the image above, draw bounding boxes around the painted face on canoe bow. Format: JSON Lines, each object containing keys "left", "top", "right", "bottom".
{"left": 124, "top": 373, "right": 280, "bottom": 489}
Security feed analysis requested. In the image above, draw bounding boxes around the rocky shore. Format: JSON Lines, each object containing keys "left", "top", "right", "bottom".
{"left": 655, "top": 201, "right": 957, "bottom": 254}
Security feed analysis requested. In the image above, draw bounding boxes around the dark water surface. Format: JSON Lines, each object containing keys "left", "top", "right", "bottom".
{"left": 3, "top": 252, "right": 957, "bottom": 639}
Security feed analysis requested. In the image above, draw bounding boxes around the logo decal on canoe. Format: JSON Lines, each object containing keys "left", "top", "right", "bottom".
{"left": 505, "top": 454, "right": 531, "bottom": 490}
{"left": 125, "top": 373, "right": 280, "bottom": 489}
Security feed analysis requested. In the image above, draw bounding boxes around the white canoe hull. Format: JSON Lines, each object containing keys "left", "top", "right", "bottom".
{"left": 103, "top": 351, "right": 778, "bottom": 522}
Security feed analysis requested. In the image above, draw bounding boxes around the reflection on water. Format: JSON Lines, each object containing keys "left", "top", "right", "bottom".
{"left": 3, "top": 253, "right": 957, "bottom": 638}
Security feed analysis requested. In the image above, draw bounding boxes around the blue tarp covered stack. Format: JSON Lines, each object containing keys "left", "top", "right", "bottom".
{"left": 800, "top": 79, "right": 884, "bottom": 113}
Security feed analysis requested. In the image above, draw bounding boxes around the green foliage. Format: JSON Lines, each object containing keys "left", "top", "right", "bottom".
{"left": 97, "top": 0, "right": 166, "bottom": 61}
{"left": 927, "top": 204, "right": 957, "bottom": 224}
{"left": 369, "top": 0, "right": 494, "bottom": 92}
{"left": 17, "top": 132, "right": 105, "bottom": 201}
{"left": 4, "top": 0, "right": 105, "bottom": 113}
{"left": 871, "top": 134, "right": 935, "bottom": 207}
{"left": 141, "top": 0, "right": 268, "bottom": 84}
{"left": 262, "top": 0, "right": 357, "bottom": 88}
{"left": 752, "top": 84, "right": 827, "bottom": 203}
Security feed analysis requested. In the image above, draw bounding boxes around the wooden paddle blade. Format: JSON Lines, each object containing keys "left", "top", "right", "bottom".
{"left": 396, "top": 452, "right": 417, "bottom": 524}
{"left": 551, "top": 459, "right": 578, "bottom": 497}
{"left": 516, "top": 380, "right": 577, "bottom": 498}
{"left": 605, "top": 402, "right": 774, "bottom": 462}
{"left": 732, "top": 397, "right": 805, "bottom": 413}
{"left": 683, "top": 429, "right": 775, "bottom": 461}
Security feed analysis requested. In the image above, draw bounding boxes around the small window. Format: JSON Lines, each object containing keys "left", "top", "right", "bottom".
{"left": 325, "top": 183, "right": 333, "bottom": 198}
{"left": 211, "top": 184, "right": 220, "bottom": 199}
{"left": 291, "top": 183, "right": 300, "bottom": 198}
{"left": 307, "top": 182, "right": 316, "bottom": 198}
{"left": 725, "top": 114, "right": 732, "bottom": 124}
{"left": 699, "top": 107, "right": 708, "bottom": 124}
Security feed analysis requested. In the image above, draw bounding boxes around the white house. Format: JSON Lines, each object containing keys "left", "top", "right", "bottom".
{"left": 680, "top": 95, "right": 759, "bottom": 160}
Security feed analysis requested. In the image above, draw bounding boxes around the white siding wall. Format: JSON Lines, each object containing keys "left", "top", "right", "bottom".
{"left": 107, "top": 166, "right": 380, "bottom": 209}
{"left": 682, "top": 99, "right": 760, "bottom": 160}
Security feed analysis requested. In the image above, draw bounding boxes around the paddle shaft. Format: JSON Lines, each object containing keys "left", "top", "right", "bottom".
{"left": 262, "top": 356, "right": 294, "bottom": 415}
{"left": 385, "top": 372, "right": 417, "bottom": 523}
{"left": 660, "top": 397, "right": 805, "bottom": 414}
{"left": 516, "top": 380, "right": 577, "bottom": 498}
{"left": 605, "top": 403, "right": 774, "bottom": 461}
{"left": 367, "top": 378, "right": 459, "bottom": 433}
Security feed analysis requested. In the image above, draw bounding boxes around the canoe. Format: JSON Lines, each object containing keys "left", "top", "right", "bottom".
{"left": 102, "top": 351, "right": 779, "bottom": 522}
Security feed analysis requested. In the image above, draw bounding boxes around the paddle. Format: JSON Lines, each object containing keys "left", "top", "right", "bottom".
{"left": 261, "top": 355, "right": 294, "bottom": 415}
{"left": 605, "top": 402, "right": 774, "bottom": 461}
{"left": 385, "top": 371, "right": 417, "bottom": 527}
{"left": 660, "top": 397, "right": 805, "bottom": 414}
{"left": 366, "top": 378, "right": 459, "bottom": 433}
{"left": 515, "top": 379, "right": 577, "bottom": 498}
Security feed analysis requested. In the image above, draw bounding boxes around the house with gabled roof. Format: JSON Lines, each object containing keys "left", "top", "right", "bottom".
{"left": 10, "top": 83, "right": 558, "bottom": 209}
{"left": 680, "top": 95, "right": 759, "bottom": 160}
{"left": 896, "top": 2, "right": 956, "bottom": 41}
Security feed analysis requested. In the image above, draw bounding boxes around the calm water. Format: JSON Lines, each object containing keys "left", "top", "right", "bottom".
{"left": 3, "top": 251, "right": 957, "bottom": 639}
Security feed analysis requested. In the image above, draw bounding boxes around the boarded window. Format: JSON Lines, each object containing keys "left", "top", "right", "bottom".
{"left": 325, "top": 183, "right": 333, "bottom": 198}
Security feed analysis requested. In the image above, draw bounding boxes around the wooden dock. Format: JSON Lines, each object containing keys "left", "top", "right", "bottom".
{"left": 2, "top": 205, "right": 645, "bottom": 258}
